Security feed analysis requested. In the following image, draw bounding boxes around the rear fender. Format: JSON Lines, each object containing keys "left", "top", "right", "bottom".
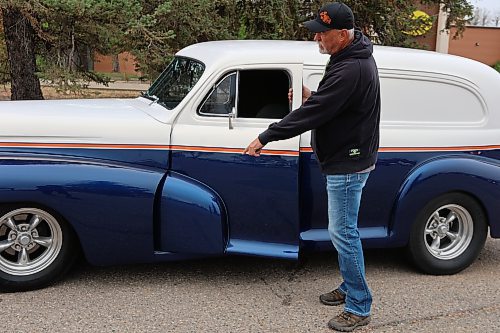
{"left": 391, "top": 156, "right": 500, "bottom": 245}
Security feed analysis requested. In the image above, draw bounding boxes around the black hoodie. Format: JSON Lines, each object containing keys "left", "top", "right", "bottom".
{"left": 258, "top": 30, "right": 381, "bottom": 174}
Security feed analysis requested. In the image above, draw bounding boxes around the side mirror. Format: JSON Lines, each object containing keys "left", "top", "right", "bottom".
{"left": 228, "top": 107, "right": 236, "bottom": 130}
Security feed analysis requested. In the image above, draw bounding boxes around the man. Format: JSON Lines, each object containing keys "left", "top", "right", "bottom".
{"left": 244, "top": 2, "right": 380, "bottom": 332}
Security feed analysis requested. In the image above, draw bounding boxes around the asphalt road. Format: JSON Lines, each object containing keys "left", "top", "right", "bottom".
{"left": 1, "top": 238, "right": 499, "bottom": 333}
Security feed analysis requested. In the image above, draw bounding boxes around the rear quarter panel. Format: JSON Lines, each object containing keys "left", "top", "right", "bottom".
{"left": 392, "top": 154, "right": 500, "bottom": 242}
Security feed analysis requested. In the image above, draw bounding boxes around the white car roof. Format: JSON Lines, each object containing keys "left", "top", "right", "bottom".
{"left": 176, "top": 40, "right": 496, "bottom": 83}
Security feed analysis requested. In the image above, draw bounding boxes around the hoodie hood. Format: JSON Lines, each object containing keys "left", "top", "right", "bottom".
{"left": 329, "top": 29, "right": 373, "bottom": 64}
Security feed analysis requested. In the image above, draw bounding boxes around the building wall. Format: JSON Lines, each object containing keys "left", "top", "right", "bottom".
{"left": 93, "top": 52, "right": 140, "bottom": 75}
{"left": 448, "top": 26, "right": 500, "bottom": 66}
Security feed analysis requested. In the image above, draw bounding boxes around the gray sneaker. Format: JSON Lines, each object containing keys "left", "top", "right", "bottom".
{"left": 319, "top": 288, "right": 346, "bottom": 306}
{"left": 328, "top": 311, "right": 371, "bottom": 332}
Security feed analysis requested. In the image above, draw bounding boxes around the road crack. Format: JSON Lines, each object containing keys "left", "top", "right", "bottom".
{"left": 370, "top": 303, "right": 500, "bottom": 330}
{"left": 260, "top": 266, "right": 302, "bottom": 306}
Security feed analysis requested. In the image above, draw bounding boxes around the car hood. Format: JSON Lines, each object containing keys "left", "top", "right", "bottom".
{"left": 0, "top": 98, "right": 171, "bottom": 146}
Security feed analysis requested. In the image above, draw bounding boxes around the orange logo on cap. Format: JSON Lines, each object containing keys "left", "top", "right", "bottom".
{"left": 320, "top": 11, "right": 332, "bottom": 24}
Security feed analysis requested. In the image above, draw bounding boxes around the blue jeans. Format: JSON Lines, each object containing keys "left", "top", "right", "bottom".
{"left": 326, "top": 173, "right": 372, "bottom": 317}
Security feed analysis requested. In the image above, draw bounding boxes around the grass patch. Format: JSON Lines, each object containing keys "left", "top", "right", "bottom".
{"left": 0, "top": 85, "right": 140, "bottom": 100}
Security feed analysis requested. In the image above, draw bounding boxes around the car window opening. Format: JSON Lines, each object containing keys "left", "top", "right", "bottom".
{"left": 238, "top": 70, "right": 290, "bottom": 119}
{"left": 199, "top": 69, "right": 291, "bottom": 119}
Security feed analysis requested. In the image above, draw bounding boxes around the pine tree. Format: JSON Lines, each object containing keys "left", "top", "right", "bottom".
{"left": 0, "top": 0, "right": 474, "bottom": 100}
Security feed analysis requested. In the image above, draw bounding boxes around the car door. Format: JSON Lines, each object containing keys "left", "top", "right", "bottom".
{"left": 168, "top": 64, "right": 304, "bottom": 258}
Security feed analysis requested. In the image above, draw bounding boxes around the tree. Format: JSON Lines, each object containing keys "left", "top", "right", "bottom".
{"left": 126, "top": 0, "right": 234, "bottom": 78}
{"left": 0, "top": 0, "right": 474, "bottom": 100}
{"left": 34, "top": 0, "right": 142, "bottom": 92}
{"left": 294, "top": 0, "right": 473, "bottom": 46}
{"left": 1, "top": 2, "right": 43, "bottom": 100}
{"left": 479, "top": 8, "right": 491, "bottom": 26}
{"left": 471, "top": 7, "right": 482, "bottom": 25}
{"left": 471, "top": 7, "right": 494, "bottom": 27}
{"left": 0, "top": 13, "right": 9, "bottom": 85}
{"left": 224, "top": 0, "right": 302, "bottom": 40}
{"left": 431, "top": 0, "right": 473, "bottom": 33}
{"left": 0, "top": 0, "right": 143, "bottom": 99}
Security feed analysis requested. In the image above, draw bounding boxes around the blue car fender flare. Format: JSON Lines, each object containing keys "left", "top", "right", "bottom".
{"left": 156, "top": 171, "right": 228, "bottom": 255}
{"left": 390, "top": 155, "right": 499, "bottom": 245}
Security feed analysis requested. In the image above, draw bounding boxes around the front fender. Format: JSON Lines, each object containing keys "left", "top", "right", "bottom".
{"left": 0, "top": 156, "right": 164, "bottom": 265}
{"left": 391, "top": 155, "right": 500, "bottom": 245}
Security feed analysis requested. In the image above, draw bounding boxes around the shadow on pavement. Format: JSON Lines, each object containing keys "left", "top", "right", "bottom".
{"left": 65, "top": 246, "right": 416, "bottom": 286}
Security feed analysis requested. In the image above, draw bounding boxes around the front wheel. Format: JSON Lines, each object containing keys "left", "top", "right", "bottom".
{"left": 0, "top": 206, "right": 78, "bottom": 291}
{"left": 408, "top": 193, "right": 488, "bottom": 275}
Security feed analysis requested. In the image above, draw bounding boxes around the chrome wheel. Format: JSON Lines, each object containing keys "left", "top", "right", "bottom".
{"left": 423, "top": 204, "right": 473, "bottom": 260}
{"left": 0, "top": 208, "right": 63, "bottom": 276}
{"left": 409, "top": 193, "right": 487, "bottom": 275}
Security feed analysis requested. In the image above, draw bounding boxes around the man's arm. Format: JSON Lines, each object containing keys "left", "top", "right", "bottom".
{"left": 244, "top": 62, "right": 358, "bottom": 154}
{"left": 244, "top": 85, "right": 312, "bottom": 156}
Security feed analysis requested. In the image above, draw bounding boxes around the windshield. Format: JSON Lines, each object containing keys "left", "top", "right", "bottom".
{"left": 145, "top": 57, "right": 205, "bottom": 109}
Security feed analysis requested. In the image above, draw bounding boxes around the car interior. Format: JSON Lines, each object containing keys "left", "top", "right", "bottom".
{"left": 198, "top": 69, "right": 291, "bottom": 119}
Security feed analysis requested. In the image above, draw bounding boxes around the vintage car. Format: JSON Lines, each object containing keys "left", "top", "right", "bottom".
{"left": 1, "top": 40, "right": 500, "bottom": 291}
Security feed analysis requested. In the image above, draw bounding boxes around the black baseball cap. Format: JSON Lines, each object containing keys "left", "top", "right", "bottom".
{"left": 304, "top": 2, "right": 354, "bottom": 33}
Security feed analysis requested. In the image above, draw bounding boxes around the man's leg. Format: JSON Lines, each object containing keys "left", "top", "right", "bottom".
{"left": 326, "top": 173, "right": 372, "bottom": 317}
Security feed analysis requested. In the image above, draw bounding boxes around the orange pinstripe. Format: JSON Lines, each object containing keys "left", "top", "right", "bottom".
{"left": 0, "top": 142, "right": 499, "bottom": 155}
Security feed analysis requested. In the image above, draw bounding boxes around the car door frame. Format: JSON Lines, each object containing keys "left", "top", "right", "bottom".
{"left": 166, "top": 63, "right": 305, "bottom": 258}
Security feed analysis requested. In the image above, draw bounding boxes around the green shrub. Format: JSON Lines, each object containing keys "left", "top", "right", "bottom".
{"left": 493, "top": 61, "right": 500, "bottom": 73}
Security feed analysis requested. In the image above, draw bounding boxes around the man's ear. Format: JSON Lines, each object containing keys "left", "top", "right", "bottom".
{"left": 341, "top": 29, "right": 349, "bottom": 41}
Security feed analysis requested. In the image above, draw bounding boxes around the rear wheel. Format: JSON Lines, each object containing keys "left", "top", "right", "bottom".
{"left": 0, "top": 206, "right": 78, "bottom": 291}
{"left": 408, "top": 193, "right": 488, "bottom": 275}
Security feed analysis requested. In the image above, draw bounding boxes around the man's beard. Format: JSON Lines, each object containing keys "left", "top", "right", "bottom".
{"left": 318, "top": 42, "right": 328, "bottom": 54}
